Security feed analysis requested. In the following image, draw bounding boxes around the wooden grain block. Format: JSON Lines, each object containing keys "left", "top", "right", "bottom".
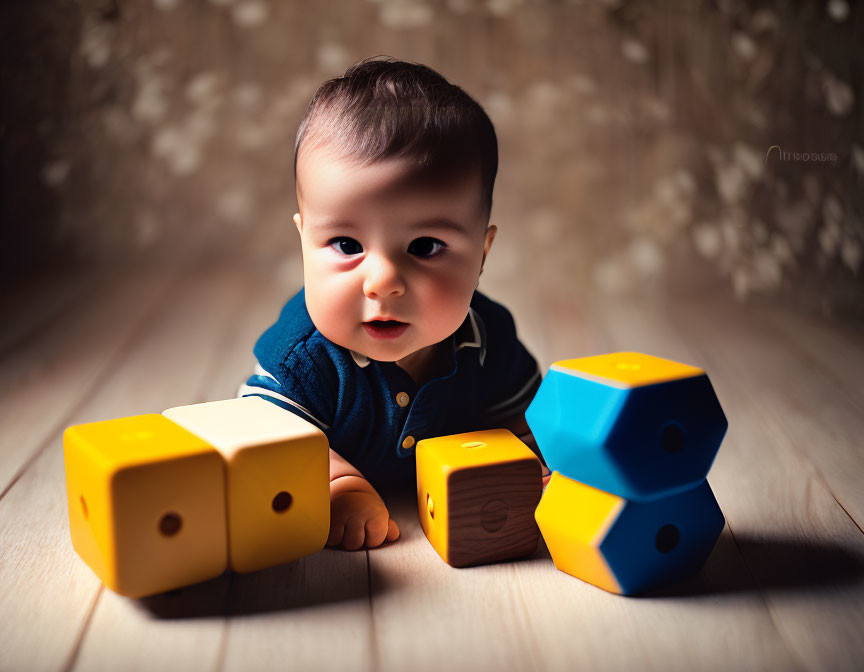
{"left": 416, "top": 429, "right": 542, "bottom": 568}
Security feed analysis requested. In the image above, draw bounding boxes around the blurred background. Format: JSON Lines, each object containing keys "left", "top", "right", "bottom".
{"left": 1, "top": 0, "right": 862, "bottom": 320}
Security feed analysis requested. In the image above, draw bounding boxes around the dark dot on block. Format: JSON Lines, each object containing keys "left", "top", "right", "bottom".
{"left": 426, "top": 492, "right": 434, "bottom": 519}
{"left": 655, "top": 524, "right": 680, "bottom": 553}
{"left": 272, "top": 491, "right": 293, "bottom": 513}
{"left": 481, "top": 499, "right": 509, "bottom": 533}
{"left": 661, "top": 424, "right": 685, "bottom": 454}
{"left": 80, "top": 496, "right": 89, "bottom": 520}
{"left": 159, "top": 512, "right": 182, "bottom": 537}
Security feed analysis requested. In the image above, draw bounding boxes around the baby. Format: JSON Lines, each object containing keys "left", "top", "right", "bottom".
{"left": 239, "top": 57, "right": 546, "bottom": 551}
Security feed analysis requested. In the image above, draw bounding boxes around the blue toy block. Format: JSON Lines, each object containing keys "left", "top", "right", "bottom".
{"left": 525, "top": 353, "right": 728, "bottom": 501}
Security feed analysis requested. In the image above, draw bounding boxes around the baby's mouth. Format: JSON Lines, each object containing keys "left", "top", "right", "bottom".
{"left": 365, "top": 320, "right": 405, "bottom": 327}
{"left": 363, "top": 320, "right": 409, "bottom": 340}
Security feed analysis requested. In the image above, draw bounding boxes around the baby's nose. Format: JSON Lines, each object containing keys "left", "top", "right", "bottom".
{"left": 363, "top": 256, "right": 406, "bottom": 298}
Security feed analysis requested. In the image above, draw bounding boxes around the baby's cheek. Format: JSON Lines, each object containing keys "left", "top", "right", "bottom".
{"left": 423, "top": 277, "right": 474, "bottom": 338}
{"left": 306, "top": 277, "right": 357, "bottom": 338}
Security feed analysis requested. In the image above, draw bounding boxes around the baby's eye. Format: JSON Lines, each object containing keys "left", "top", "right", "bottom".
{"left": 407, "top": 237, "right": 446, "bottom": 258}
{"left": 329, "top": 237, "right": 363, "bottom": 256}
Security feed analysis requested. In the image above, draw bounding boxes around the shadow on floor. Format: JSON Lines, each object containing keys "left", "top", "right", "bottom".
{"left": 136, "top": 550, "right": 386, "bottom": 619}
{"left": 641, "top": 531, "right": 864, "bottom": 599}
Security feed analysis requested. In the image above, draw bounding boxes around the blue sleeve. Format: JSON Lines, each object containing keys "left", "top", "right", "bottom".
{"left": 239, "top": 351, "right": 335, "bottom": 433}
{"left": 475, "top": 294, "right": 542, "bottom": 425}
{"left": 237, "top": 296, "right": 337, "bottom": 433}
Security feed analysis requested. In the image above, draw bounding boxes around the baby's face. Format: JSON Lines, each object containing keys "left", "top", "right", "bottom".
{"left": 294, "top": 144, "right": 496, "bottom": 363}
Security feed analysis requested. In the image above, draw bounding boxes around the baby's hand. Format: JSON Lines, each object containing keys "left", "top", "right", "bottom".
{"left": 328, "top": 488, "right": 400, "bottom": 551}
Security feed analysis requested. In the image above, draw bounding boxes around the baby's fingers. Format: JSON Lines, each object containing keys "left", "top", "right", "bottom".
{"left": 326, "top": 518, "right": 346, "bottom": 547}
{"left": 341, "top": 517, "right": 367, "bottom": 551}
{"left": 364, "top": 514, "right": 390, "bottom": 548}
{"left": 385, "top": 518, "right": 400, "bottom": 543}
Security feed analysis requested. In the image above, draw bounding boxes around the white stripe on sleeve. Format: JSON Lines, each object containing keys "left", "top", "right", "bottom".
{"left": 237, "top": 383, "right": 331, "bottom": 431}
{"left": 485, "top": 367, "right": 542, "bottom": 415}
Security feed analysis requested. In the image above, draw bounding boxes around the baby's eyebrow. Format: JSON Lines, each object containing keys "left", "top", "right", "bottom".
{"left": 408, "top": 217, "right": 468, "bottom": 234}
{"left": 312, "top": 217, "right": 469, "bottom": 234}
{"left": 312, "top": 219, "right": 357, "bottom": 232}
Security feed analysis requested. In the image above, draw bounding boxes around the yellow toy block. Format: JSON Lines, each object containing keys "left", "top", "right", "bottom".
{"left": 535, "top": 472, "right": 725, "bottom": 595}
{"left": 63, "top": 414, "right": 227, "bottom": 598}
{"left": 416, "top": 429, "right": 542, "bottom": 567}
{"left": 163, "top": 396, "right": 329, "bottom": 573}
{"left": 552, "top": 352, "right": 704, "bottom": 388}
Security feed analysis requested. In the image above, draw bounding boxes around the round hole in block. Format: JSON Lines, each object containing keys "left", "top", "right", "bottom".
{"left": 272, "top": 491, "right": 293, "bottom": 513}
{"left": 80, "top": 496, "right": 89, "bottom": 520}
{"left": 655, "top": 524, "right": 680, "bottom": 553}
{"left": 462, "top": 441, "right": 487, "bottom": 449}
{"left": 159, "top": 512, "right": 182, "bottom": 537}
{"left": 481, "top": 500, "right": 509, "bottom": 533}
{"left": 426, "top": 492, "right": 434, "bottom": 519}
{"left": 660, "top": 423, "right": 685, "bottom": 454}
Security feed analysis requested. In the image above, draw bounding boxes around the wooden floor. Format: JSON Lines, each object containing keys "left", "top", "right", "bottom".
{"left": 2, "top": 256, "right": 863, "bottom": 672}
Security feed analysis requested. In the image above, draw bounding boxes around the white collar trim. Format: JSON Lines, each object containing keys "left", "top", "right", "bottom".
{"left": 350, "top": 349, "right": 371, "bottom": 368}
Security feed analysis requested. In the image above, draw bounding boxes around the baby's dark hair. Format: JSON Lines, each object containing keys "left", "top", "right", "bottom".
{"left": 294, "top": 57, "right": 498, "bottom": 217}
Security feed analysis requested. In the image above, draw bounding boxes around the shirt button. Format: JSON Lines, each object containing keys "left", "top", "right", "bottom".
{"left": 396, "top": 392, "right": 410, "bottom": 407}
{"left": 402, "top": 435, "right": 415, "bottom": 450}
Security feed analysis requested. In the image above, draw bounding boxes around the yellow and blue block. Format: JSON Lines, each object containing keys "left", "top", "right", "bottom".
{"left": 527, "top": 352, "right": 728, "bottom": 594}
{"left": 535, "top": 472, "right": 725, "bottom": 595}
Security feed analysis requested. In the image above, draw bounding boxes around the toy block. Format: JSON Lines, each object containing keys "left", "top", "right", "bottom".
{"left": 163, "top": 396, "right": 329, "bottom": 573}
{"left": 63, "top": 414, "right": 227, "bottom": 598}
{"left": 526, "top": 352, "right": 728, "bottom": 501}
{"left": 416, "top": 429, "right": 542, "bottom": 567}
{"left": 535, "top": 472, "right": 725, "bottom": 595}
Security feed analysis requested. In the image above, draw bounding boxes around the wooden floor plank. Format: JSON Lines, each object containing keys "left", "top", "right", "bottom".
{"left": 69, "top": 265, "right": 259, "bottom": 672}
{"left": 752, "top": 301, "right": 864, "bottom": 415}
{"left": 369, "top": 493, "right": 546, "bottom": 672}
{"left": 592, "top": 292, "right": 864, "bottom": 671}
{"left": 220, "top": 551, "right": 373, "bottom": 672}
{"left": 663, "top": 294, "right": 864, "bottom": 530}
{"left": 0, "top": 422, "right": 107, "bottom": 672}
{"left": 502, "top": 534, "right": 801, "bottom": 672}
{"left": 0, "top": 269, "right": 95, "bottom": 359}
{"left": 0, "top": 262, "right": 191, "bottom": 670}
{"left": 0, "top": 267, "right": 178, "bottom": 496}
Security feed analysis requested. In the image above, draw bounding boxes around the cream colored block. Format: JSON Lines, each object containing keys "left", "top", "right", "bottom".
{"left": 163, "top": 396, "right": 330, "bottom": 573}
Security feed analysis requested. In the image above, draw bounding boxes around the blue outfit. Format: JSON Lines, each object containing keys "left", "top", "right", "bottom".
{"left": 239, "top": 287, "right": 542, "bottom": 490}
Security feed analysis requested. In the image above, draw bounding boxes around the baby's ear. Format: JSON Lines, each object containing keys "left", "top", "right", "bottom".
{"left": 481, "top": 224, "right": 498, "bottom": 272}
{"left": 293, "top": 213, "right": 303, "bottom": 234}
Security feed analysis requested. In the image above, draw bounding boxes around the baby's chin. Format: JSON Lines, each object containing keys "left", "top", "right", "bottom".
{"left": 353, "top": 338, "right": 419, "bottom": 363}
{"left": 314, "top": 324, "right": 418, "bottom": 362}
